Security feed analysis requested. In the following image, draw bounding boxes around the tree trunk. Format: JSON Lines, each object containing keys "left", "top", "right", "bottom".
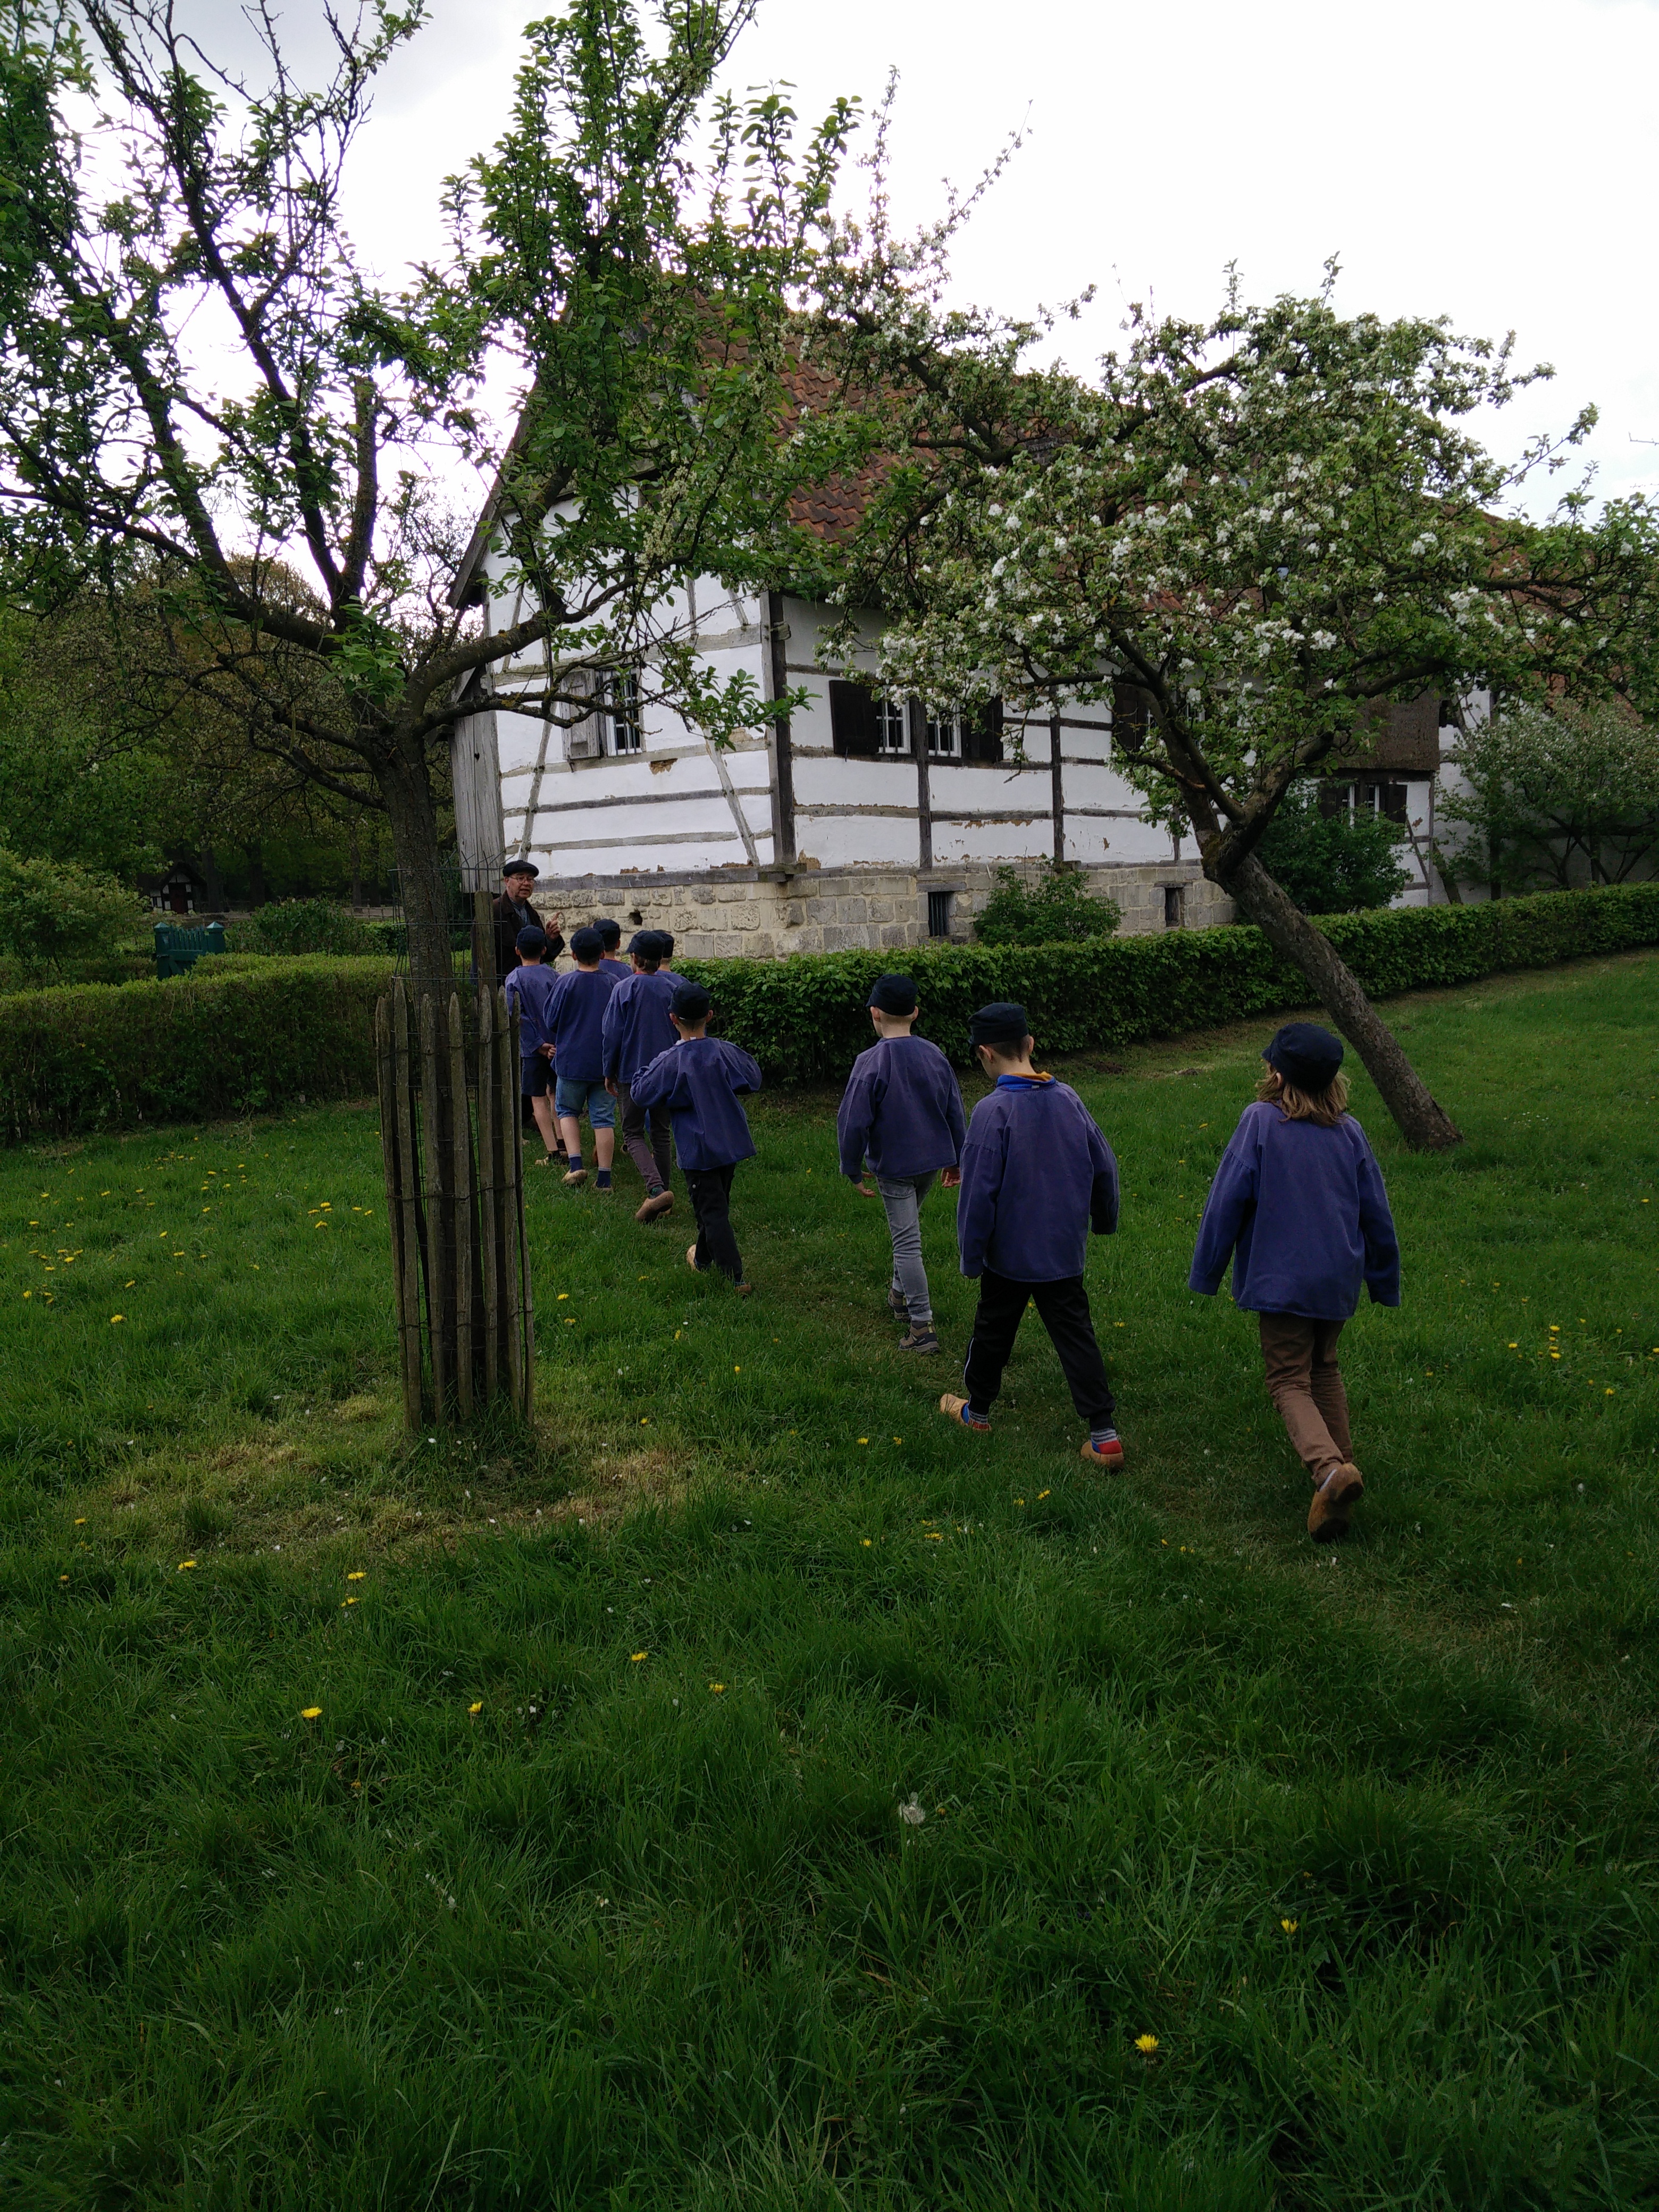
{"left": 1220, "top": 851, "right": 1463, "bottom": 1151}
{"left": 379, "top": 749, "right": 455, "bottom": 1004}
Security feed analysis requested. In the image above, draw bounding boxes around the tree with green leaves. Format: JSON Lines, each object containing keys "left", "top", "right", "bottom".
{"left": 1439, "top": 699, "right": 1659, "bottom": 895}
{"left": 1255, "top": 785, "right": 1411, "bottom": 916}
{"left": 810, "top": 239, "right": 1659, "bottom": 1147}
{"left": 0, "top": 0, "right": 855, "bottom": 998}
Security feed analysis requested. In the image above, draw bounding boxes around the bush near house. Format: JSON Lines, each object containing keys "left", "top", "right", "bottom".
{"left": 0, "top": 957, "right": 391, "bottom": 1141}
{"left": 230, "top": 898, "right": 387, "bottom": 958}
{"left": 681, "top": 882, "right": 1659, "bottom": 1083}
{"left": 972, "top": 864, "right": 1124, "bottom": 945}
{"left": 3, "top": 885, "right": 1657, "bottom": 1139}
{"left": 1254, "top": 784, "right": 1413, "bottom": 914}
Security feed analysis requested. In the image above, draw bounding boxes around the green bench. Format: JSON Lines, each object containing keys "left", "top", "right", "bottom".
{"left": 154, "top": 919, "right": 227, "bottom": 978}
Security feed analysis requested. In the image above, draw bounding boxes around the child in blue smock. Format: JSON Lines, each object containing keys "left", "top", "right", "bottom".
{"left": 502, "top": 928, "right": 561, "bottom": 1166}
{"left": 1189, "top": 1021, "right": 1400, "bottom": 1543}
{"left": 630, "top": 982, "right": 761, "bottom": 1291}
{"left": 601, "top": 930, "right": 683, "bottom": 1222}
{"left": 941, "top": 1002, "right": 1124, "bottom": 1468}
{"left": 543, "top": 926, "right": 622, "bottom": 1191}
{"left": 837, "top": 971, "right": 967, "bottom": 1355}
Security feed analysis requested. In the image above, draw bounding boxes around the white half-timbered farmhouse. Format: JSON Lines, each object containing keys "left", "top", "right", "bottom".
{"left": 447, "top": 504, "right": 1454, "bottom": 961}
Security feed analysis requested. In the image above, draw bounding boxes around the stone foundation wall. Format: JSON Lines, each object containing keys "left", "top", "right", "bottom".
{"left": 534, "top": 861, "right": 1232, "bottom": 962}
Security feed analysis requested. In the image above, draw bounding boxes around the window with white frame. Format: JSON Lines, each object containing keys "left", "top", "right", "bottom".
{"left": 926, "top": 713, "right": 962, "bottom": 759}
{"left": 606, "top": 671, "right": 643, "bottom": 753}
{"left": 874, "top": 698, "right": 908, "bottom": 755}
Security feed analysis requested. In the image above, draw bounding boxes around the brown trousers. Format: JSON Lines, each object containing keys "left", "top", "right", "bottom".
{"left": 1258, "top": 1314, "right": 1353, "bottom": 1480}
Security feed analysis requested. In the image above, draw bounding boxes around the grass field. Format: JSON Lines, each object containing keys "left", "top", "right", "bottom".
{"left": 3, "top": 951, "right": 1657, "bottom": 2210}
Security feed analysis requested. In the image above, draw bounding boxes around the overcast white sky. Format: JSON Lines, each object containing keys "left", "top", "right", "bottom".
{"left": 192, "top": 0, "right": 1659, "bottom": 512}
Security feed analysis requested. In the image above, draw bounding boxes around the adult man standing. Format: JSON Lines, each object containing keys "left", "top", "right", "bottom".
{"left": 492, "top": 860, "right": 564, "bottom": 986}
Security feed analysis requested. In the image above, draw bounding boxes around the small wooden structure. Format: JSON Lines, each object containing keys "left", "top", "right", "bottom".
{"left": 373, "top": 977, "right": 534, "bottom": 1429}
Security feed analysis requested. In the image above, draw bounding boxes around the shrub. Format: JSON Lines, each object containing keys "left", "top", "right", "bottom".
{"left": 0, "top": 956, "right": 392, "bottom": 1141}
{"left": 4, "top": 886, "right": 1656, "bottom": 1141}
{"left": 1254, "top": 786, "right": 1412, "bottom": 913}
{"left": 0, "top": 845, "right": 147, "bottom": 974}
{"left": 973, "top": 864, "right": 1123, "bottom": 945}
{"left": 232, "top": 899, "right": 382, "bottom": 957}
{"left": 676, "top": 882, "right": 1659, "bottom": 1084}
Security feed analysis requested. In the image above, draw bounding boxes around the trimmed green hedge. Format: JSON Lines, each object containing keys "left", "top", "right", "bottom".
{"left": 2, "top": 886, "right": 1655, "bottom": 1141}
{"left": 0, "top": 957, "right": 393, "bottom": 1141}
{"left": 677, "top": 882, "right": 1659, "bottom": 1085}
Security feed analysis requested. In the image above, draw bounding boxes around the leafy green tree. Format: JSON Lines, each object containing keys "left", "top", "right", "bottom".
{"left": 811, "top": 243, "right": 1659, "bottom": 1147}
{"left": 0, "top": 0, "right": 855, "bottom": 997}
{"left": 0, "top": 843, "right": 145, "bottom": 972}
{"left": 1439, "top": 700, "right": 1659, "bottom": 894}
{"left": 973, "top": 864, "right": 1121, "bottom": 945}
{"left": 1255, "top": 786, "right": 1411, "bottom": 915}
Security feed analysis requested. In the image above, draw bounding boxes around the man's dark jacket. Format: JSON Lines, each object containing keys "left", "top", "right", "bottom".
{"left": 491, "top": 893, "right": 564, "bottom": 984}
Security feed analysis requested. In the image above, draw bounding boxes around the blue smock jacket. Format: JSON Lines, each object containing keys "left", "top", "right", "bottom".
{"left": 955, "top": 1076, "right": 1119, "bottom": 1281}
{"left": 502, "top": 964, "right": 559, "bottom": 1059}
{"left": 543, "top": 966, "right": 620, "bottom": 1083}
{"left": 601, "top": 969, "right": 684, "bottom": 1084}
{"left": 630, "top": 1037, "right": 761, "bottom": 1170}
{"left": 836, "top": 1034, "right": 967, "bottom": 1179}
{"left": 1188, "top": 1100, "right": 1401, "bottom": 1318}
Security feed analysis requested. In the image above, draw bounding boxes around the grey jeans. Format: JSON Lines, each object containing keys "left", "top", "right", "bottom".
{"left": 875, "top": 1170, "right": 937, "bottom": 1325}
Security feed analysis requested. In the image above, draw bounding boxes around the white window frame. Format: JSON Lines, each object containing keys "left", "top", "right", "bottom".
{"left": 926, "top": 713, "right": 962, "bottom": 759}
{"left": 874, "top": 698, "right": 908, "bottom": 755}
{"left": 606, "top": 671, "right": 643, "bottom": 755}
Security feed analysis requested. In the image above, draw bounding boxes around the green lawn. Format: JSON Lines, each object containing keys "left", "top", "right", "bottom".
{"left": 3, "top": 952, "right": 1657, "bottom": 2210}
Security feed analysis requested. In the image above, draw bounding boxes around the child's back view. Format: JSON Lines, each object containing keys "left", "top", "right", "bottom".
{"left": 1188, "top": 1022, "right": 1400, "bottom": 1542}
{"left": 942, "top": 1001, "right": 1124, "bottom": 1468}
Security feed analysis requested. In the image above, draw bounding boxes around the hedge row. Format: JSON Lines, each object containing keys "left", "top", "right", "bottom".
{"left": 676, "top": 881, "right": 1659, "bottom": 1084}
{"left": 0, "top": 957, "right": 392, "bottom": 1142}
{"left": 2, "top": 885, "right": 1655, "bottom": 1141}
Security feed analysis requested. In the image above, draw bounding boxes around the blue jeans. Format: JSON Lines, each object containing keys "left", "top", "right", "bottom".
{"left": 875, "top": 1170, "right": 936, "bottom": 1325}
{"left": 554, "top": 1076, "right": 615, "bottom": 1128}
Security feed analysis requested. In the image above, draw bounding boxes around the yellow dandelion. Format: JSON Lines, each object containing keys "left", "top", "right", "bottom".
{"left": 861, "top": 1539, "right": 872, "bottom": 1547}
{"left": 1135, "top": 2034, "right": 1159, "bottom": 2054}
{"left": 733, "top": 1364, "right": 741, "bottom": 1372}
{"left": 1281, "top": 1918, "right": 1298, "bottom": 1934}
{"left": 110, "top": 1314, "right": 125, "bottom": 1325}
{"left": 630, "top": 1651, "right": 648, "bottom": 1663}
{"left": 1037, "top": 1489, "right": 1050, "bottom": 1499}
{"left": 640, "top": 1417, "right": 650, "bottom": 1425}
{"left": 178, "top": 1559, "right": 196, "bottom": 1570}
{"left": 347, "top": 1571, "right": 365, "bottom": 1582}
{"left": 125, "top": 1279, "right": 135, "bottom": 1288}
{"left": 925, "top": 1531, "right": 943, "bottom": 1540}
{"left": 468, "top": 1701, "right": 482, "bottom": 1716}
{"left": 1015, "top": 1497, "right": 1025, "bottom": 1506}
{"left": 857, "top": 1437, "right": 868, "bottom": 1444}
{"left": 59, "top": 1573, "right": 69, "bottom": 1583}
{"left": 709, "top": 1682, "right": 725, "bottom": 1694}
{"left": 300, "top": 1706, "right": 322, "bottom": 1720}
{"left": 74, "top": 1516, "right": 86, "bottom": 1526}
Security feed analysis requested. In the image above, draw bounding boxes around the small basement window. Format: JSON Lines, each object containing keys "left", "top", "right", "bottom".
{"left": 1163, "top": 884, "right": 1185, "bottom": 929}
{"left": 927, "top": 889, "right": 953, "bottom": 939}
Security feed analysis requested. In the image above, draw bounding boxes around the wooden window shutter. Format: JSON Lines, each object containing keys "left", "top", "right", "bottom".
{"left": 829, "top": 678, "right": 880, "bottom": 757}
{"left": 561, "top": 668, "right": 604, "bottom": 760}
{"left": 963, "top": 698, "right": 1004, "bottom": 763}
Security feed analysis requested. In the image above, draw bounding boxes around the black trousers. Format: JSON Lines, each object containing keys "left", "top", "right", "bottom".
{"left": 684, "top": 1163, "right": 744, "bottom": 1283}
{"left": 962, "top": 1270, "right": 1116, "bottom": 1427}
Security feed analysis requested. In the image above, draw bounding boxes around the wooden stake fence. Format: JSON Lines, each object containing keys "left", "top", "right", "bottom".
{"left": 374, "top": 979, "right": 534, "bottom": 1428}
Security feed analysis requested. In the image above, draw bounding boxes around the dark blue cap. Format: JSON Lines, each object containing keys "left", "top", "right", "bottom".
{"left": 670, "top": 981, "right": 711, "bottom": 1021}
{"left": 515, "top": 926, "right": 548, "bottom": 955}
{"left": 969, "top": 1001, "right": 1029, "bottom": 1047}
{"left": 502, "top": 857, "right": 538, "bottom": 877}
{"left": 1263, "top": 1021, "right": 1344, "bottom": 1088}
{"left": 569, "top": 926, "right": 604, "bottom": 962}
{"left": 868, "top": 973, "right": 918, "bottom": 1015}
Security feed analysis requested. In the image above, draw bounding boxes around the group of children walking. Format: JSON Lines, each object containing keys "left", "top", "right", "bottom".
{"left": 499, "top": 868, "right": 1401, "bottom": 1543}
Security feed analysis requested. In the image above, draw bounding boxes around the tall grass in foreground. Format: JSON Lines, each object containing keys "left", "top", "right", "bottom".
{"left": 1, "top": 953, "right": 1656, "bottom": 2208}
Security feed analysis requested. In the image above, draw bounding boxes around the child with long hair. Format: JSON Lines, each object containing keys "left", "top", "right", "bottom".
{"left": 1189, "top": 1023, "right": 1400, "bottom": 1541}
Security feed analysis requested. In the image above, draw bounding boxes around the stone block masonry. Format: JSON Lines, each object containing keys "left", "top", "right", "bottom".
{"left": 533, "top": 861, "right": 1232, "bottom": 963}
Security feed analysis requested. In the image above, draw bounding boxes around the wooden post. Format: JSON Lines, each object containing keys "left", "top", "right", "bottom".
{"left": 476, "top": 986, "right": 500, "bottom": 1403}
{"left": 497, "top": 990, "right": 524, "bottom": 1414}
{"left": 390, "top": 983, "right": 425, "bottom": 1425}
{"left": 419, "top": 994, "right": 451, "bottom": 1420}
{"left": 448, "top": 991, "right": 475, "bottom": 1420}
{"left": 910, "top": 697, "right": 933, "bottom": 873}
{"left": 1050, "top": 712, "right": 1066, "bottom": 866}
{"left": 375, "top": 996, "right": 423, "bottom": 1430}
